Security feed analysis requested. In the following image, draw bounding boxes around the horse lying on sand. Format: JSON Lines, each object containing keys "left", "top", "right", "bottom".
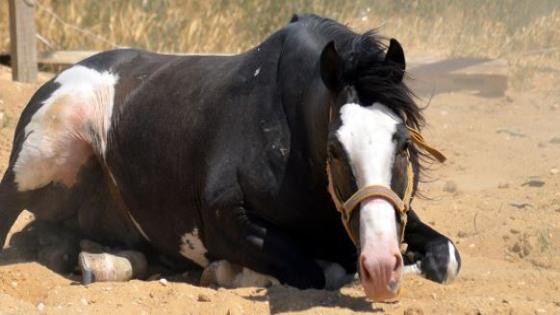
{"left": 0, "top": 13, "right": 460, "bottom": 301}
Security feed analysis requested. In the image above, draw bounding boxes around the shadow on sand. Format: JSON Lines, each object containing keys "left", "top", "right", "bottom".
{"left": 407, "top": 57, "right": 508, "bottom": 98}
{"left": 1, "top": 219, "right": 383, "bottom": 313}
{"left": 241, "top": 284, "right": 382, "bottom": 314}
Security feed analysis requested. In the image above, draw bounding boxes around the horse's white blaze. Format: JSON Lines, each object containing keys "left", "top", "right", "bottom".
{"left": 336, "top": 103, "right": 402, "bottom": 245}
{"left": 179, "top": 228, "right": 209, "bottom": 267}
{"left": 13, "top": 65, "right": 118, "bottom": 191}
{"left": 444, "top": 241, "right": 459, "bottom": 283}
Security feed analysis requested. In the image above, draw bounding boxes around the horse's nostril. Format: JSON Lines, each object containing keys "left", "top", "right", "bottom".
{"left": 362, "top": 266, "right": 371, "bottom": 280}
{"left": 393, "top": 254, "right": 402, "bottom": 271}
{"left": 360, "top": 256, "right": 372, "bottom": 280}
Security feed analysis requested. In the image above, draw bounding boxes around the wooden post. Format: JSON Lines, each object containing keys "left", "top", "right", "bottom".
{"left": 9, "top": 0, "right": 38, "bottom": 82}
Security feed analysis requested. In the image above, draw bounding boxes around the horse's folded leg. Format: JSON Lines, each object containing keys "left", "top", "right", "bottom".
{"left": 79, "top": 239, "right": 109, "bottom": 253}
{"left": 37, "top": 229, "right": 81, "bottom": 274}
{"left": 404, "top": 209, "right": 462, "bottom": 284}
{"left": 235, "top": 266, "right": 280, "bottom": 287}
{"left": 79, "top": 249, "right": 148, "bottom": 284}
{"left": 0, "top": 185, "right": 23, "bottom": 250}
{"left": 200, "top": 260, "right": 239, "bottom": 288}
{"left": 403, "top": 261, "right": 422, "bottom": 275}
{"left": 316, "top": 260, "right": 357, "bottom": 290}
{"left": 0, "top": 206, "right": 21, "bottom": 250}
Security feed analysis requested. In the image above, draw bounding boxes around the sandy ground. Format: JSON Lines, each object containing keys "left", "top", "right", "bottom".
{"left": 0, "top": 62, "right": 559, "bottom": 315}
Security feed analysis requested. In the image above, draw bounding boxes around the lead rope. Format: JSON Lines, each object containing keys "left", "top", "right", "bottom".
{"left": 407, "top": 127, "right": 447, "bottom": 163}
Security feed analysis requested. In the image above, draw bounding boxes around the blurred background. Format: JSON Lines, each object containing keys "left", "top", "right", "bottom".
{"left": 0, "top": 2, "right": 559, "bottom": 314}
{"left": 1, "top": 0, "right": 560, "bottom": 87}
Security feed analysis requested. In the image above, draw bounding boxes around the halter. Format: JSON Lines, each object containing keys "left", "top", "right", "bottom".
{"left": 326, "top": 106, "right": 446, "bottom": 253}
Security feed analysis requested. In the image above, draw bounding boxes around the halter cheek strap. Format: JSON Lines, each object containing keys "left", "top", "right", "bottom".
{"left": 327, "top": 126, "right": 446, "bottom": 254}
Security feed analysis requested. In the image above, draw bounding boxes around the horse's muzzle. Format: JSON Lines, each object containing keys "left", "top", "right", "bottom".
{"left": 357, "top": 198, "right": 404, "bottom": 301}
{"left": 359, "top": 243, "right": 403, "bottom": 301}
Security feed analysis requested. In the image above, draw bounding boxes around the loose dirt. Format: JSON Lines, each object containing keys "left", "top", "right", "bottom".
{"left": 0, "top": 62, "right": 559, "bottom": 314}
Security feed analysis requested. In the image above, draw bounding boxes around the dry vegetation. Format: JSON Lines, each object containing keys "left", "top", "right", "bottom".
{"left": 1, "top": 1, "right": 559, "bottom": 87}
{"left": 0, "top": 1, "right": 559, "bottom": 60}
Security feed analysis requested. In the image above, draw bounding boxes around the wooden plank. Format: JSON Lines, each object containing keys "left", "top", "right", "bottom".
{"left": 8, "top": 0, "right": 38, "bottom": 82}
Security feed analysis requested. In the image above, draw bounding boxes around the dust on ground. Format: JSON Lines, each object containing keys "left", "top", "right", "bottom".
{"left": 0, "top": 60, "right": 559, "bottom": 315}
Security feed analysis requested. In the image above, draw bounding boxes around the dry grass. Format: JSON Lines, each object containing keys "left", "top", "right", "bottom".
{"left": 1, "top": 0, "right": 358, "bottom": 54}
{"left": 1, "top": 0, "right": 559, "bottom": 87}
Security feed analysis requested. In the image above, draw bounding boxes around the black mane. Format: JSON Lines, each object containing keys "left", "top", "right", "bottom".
{"left": 292, "top": 13, "right": 430, "bottom": 190}
{"left": 293, "top": 13, "right": 423, "bottom": 129}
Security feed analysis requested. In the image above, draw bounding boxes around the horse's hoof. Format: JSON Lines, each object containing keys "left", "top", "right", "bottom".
{"left": 200, "top": 260, "right": 279, "bottom": 288}
{"left": 200, "top": 260, "right": 239, "bottom": 287}
{"left": 235, "top": 267, "right": 280, "bottom": 287}
{"left": 79, "top": 250, "right": 148, "bottom": 284}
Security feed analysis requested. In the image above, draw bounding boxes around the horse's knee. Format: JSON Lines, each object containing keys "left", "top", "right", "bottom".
{"left": 420, "top": 240, "right": 461, "bottom": 284}
{"left": 35, "top": 222, "right": 81, "bottom": 273}
{"left": 0, "top": 176, "right": 24, "bottom": 249}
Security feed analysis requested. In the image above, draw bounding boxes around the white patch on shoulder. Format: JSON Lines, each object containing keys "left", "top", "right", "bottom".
{"left": 13, "top": 65, "right": 118, "bottom": 191}
{"left": 444, "top": 241, "right": 459, "bottom": 284}
{"left": 336, "top": 103, "right": 402, "bottom": 244}
{"left": 254, "top": 67, "right": 261, "bottom": 77}
{"left": 179, "top": 228, "right": 209, "bottom": 267}
{"left": 127, "top": 212, "right": 151, "bottom": 242}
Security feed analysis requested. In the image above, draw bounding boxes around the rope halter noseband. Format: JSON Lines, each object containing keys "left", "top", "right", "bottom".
{"left": 327, "top": 121, "right": 446, "bottom": 254}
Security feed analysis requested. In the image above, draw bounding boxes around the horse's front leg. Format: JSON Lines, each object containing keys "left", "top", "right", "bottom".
{"left": 403, "top": 208, "right": 461, "bottom": 283}
{"left": 203, "top": 206, "right": 326, "bottom": 289}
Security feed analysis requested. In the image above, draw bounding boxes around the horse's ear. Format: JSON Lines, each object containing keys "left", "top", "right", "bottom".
{"left": 384, "top": 38, "right": 406, "bottom": 83}
{"left": 289, "top": 14, "right": 299, "bottom": 23}
{"left": 320, "top": 41, "right": 344, "bottom": 92}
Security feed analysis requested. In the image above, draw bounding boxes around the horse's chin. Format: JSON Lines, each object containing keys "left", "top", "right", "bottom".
{"left": 361, "top": 279, "right": 401, "bottom": 301}
{"left": 359, "top": 269, "right": 402, "bottom": 301}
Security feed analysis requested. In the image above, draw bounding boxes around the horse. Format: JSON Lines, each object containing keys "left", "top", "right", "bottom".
{"left": 0, "top": 13, "right": 460, "bottom": 301}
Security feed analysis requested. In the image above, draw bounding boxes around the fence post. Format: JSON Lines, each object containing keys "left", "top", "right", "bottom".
{"left": 8, "top": 0, "right": 38, "bottom": 83}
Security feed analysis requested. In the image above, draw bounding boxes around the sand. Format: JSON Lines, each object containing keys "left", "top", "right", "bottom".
{"left": 0, "top": 63, "right": 559, "bottom": 315}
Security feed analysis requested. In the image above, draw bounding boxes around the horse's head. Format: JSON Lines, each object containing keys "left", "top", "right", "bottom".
{"left": 320, "top": 38, "right": 418, "bottom": 301}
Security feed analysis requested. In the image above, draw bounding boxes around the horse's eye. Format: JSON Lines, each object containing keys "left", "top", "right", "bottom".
{"left": 329, "top": 143, "right": 342, "bottom": 159}
{"left": 329, "top": 145, "right": 340, "bottom": 159}
{"left": 400, "top": 139, "right": 411, "bottom": 153}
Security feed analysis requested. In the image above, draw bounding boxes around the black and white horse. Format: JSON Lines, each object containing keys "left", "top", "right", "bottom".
{"left": 0, "top": 13, "right": 460, "bottom": 301}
